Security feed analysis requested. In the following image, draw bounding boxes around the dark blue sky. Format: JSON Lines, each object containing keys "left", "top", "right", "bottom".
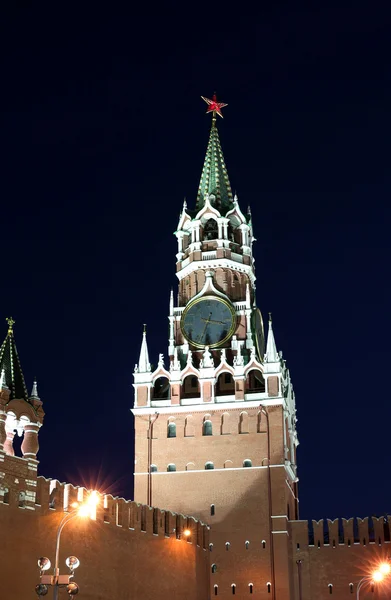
{"left": 0, "top": 4, "right": 390, "bottom": 519}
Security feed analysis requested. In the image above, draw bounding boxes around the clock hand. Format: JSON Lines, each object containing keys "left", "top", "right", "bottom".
{"left": 199, "top": 313, "right": 212, "bottom": 341}
{"left": 201, "top": 317, "right": 225, "bottom": 325}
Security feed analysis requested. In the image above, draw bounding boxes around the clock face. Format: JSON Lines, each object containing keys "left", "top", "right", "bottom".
{"left": 252, "top": 308, "right": 265, "bottom": 361}
{"left": 181, "top": 296, "right": 236, "bottom": 349}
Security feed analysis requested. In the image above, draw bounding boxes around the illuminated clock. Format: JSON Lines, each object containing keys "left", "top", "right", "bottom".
{"left": 251, "top": 308, "right": 265, "bottom": 361}
{"left": 181, "top": 295, "right": 236, "bottom": 349}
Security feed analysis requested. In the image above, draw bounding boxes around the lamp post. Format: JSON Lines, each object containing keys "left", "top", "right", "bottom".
{"left": 35, "top": 491, "right": 99, "bottom": 598}
{"left": 357, "top": 561, "right": 391, "bottom": 599}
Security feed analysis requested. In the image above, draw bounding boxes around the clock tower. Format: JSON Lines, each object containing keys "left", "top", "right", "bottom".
{"left": 132, "top": 96, "right": 299, "bottom": 600}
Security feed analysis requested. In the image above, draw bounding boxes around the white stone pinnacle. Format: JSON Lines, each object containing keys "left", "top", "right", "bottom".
{"left": 137, "top": 328, "right": 151, "bottom": 373}
{"left": 30, "top": 379, "right": 39, "bottom": 399}
{"left": 265, "top": 316, "right": 279, "bottom": 363}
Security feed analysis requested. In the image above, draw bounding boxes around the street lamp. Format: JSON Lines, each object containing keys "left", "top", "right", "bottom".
{"left": 35, "top": 491, "right": 99, "bottom": 599}
{"left": 357, "top": 561, "right": 391, "bottom": 599}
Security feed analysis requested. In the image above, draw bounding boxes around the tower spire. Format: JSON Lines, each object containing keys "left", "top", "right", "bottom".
{"left": 196, "top": 94, "right": 233, "bottom": 213}
{"left": 30, "top": 378, "right": 39, "bottom": 399}
{"left": 0, "top": 318, "right": 29, "bottom": 401}
{"left": 137, "top": 325, "right": 151, "bottom": 373}
{"left": 265, "top": 313, "right": 279, "bottom": 363}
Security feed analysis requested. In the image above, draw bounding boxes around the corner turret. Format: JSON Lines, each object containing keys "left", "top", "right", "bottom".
{"left": 0, "top": 318, "right": 44, "bottom": 461}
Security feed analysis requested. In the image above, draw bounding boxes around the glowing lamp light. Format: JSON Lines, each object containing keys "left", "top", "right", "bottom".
{"left": 379, "top": 562, "right": 391, "bottom": 576}
{"left": 71, "top": 502, "right": 79, "bottom": 509}
{"left": 77, "top": 504, "right": 90, "bottom": 517}
{"left": 372, "top": 571, "right": 384, "bottom": 583}
{"left": 183, "top": 529, "right": 191, "bottom": 537}
{"left": 76, "top": 491, "right": 99, "bottom": 519}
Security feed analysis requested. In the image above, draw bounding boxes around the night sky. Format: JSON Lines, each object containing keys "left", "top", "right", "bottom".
{"left": 1, "top": 4, "right": 390, "bottom": 521}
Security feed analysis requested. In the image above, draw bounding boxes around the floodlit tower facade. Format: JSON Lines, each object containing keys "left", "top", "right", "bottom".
{"left": 132, "top": 96, "right": 299, "bottom": 599}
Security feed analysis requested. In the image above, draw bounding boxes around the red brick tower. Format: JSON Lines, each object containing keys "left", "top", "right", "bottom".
{"left": 132, "top": 96, "right": 299, "bottom": 599}
{"left": 0, "top": 318, "right": 44, "bottom": 507}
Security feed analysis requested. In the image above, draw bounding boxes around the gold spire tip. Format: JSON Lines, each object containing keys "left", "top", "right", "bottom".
{"left": 6, "top": 317, "right": 15, "bottom": 334}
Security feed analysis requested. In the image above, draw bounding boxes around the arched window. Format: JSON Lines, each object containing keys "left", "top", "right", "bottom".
{"left": 246, "top": 369, "right": 265, "bottom": 394}
{"left": 150, "top": 464, "right": 158, "bottom": 473}
{"left": 245, "top": 540, "right": 250, "bottom": 549}
{"left": 243, "top": 459, "right": 252, "bottom": 468}
{"left": 231, "top": 584, "right": 236, "bottom": 595}
{"left": 152, "top": 377, "right": 170, "bottom": 400}
{"left": 167, "top": 464, "right": 176, "bottom": 472}
{"left": 216, "top": 372, "right": 235, "bottom": 397}
{"left": 203, "top": 218, "right": 218, "bottom": 241}
{"left": 182, "top": 375, "right": 200, "bottom": 399}
{"left": 205, "top": 462, "right": 214, "bottom": 470}
{"left": 262, "top": 540, "right": 266, "bottom": 549}
{"left": 221, "top": 413, "right": 231, "bottom": 435}
{"left": 249, "top": 584, "right": 253, "bottom": 594}
{"left": 211, "top": 564, "right": 217, "bottom": 573}
{"left": 239, "top": 412, "right": 249, "bottom": 434}
{"left": 214, "top": 585, "right": 218, "bottom": 596}
{"left": 185, "top": 415, "right": 195, "bottom": 437}
{"left": 349, "top": 583, "right": 353, "bottom": 594}
{"left": 203, "top": 420, "right": 213, "bottom": 436}
{"left": 226, "top": 542, "right": 230, "bottom": 551}
{"left": 167, "top": 422, "right": 176, "bottom": 438}
{"left": 211, "top": 504, "right": 215, "bottom": 516}
{"left": 209, "top": 543, "right": 213, "bottom": 552}
{"left": 267, "top": 583, "right": 271, "bottom": 594}
{"left": 328, "top": 584, "right": 333, "bottom": 595}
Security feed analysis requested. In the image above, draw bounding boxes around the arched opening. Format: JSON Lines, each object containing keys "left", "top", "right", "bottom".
{"left": 205, "top": 462, "right": 214, "bottom": 470}
{"left": 216, "top": 372, "right": 235, "bottom": 397}
{"left": 203, "top": 218, "right": 218, "bottom": 241}
{"left": 186, "top": 462, "right": 196, "bottom": 471}
{"left": 182, "top": 375, "right": 200, "bottom": 399}
{"left": 203, "top": 420, "right": 213, "bottom": 436}
{"left": 226, "top": 542, "right": 230, "bottom": 551}
{"left": 167, "top": 422, "right": 176, "bottom": 438}
{"left": 214, "top": 585, "right": 218, "bottom": 596}
{"left": 221, "top": 413, "right": 231, "bottom": 435}
{"left": 245, "top": 540, "right": 250, "bottom": 549}
{"left": 224, "top": 460, "right": 233, "bottom": 469}
{"left": 211, "top": 564, "right": 217, "bottom": 573}
{"left": 152, "top": 377, "right": 170, "bottom": 400}
{"left": 239, "top": 412, "right": 249, "bottom": 434}
{"left": 231, "top": 584, "right": 236, "bottom": 595}
{"left": 150, "top": 464, "right": 158, "bottom": 473}
{"left": 167, "top": 464, "right": 176, "bottom": 472}
{"left": 243, "top": 459, "right": 252, "bottom": 468}
{"left": 249, "top": 584, "right": 253, "bottom": 594}
{"left": 246, "top": 369, "right": 265, "bottom": 394}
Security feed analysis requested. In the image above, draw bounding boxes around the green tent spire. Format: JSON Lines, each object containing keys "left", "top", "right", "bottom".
{"left": 0, "top": 317, "right": 29, "bottom": 401}
{"left": 196, "top": 95, "right": 233, "bottom": 214}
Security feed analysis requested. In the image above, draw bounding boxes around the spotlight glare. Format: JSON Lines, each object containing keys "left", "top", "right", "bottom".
{"left": 373, "top": 571, "right": 384, "bottom": 583}
{"left": 379, "top": 562, "right": 391, "bottom": 576}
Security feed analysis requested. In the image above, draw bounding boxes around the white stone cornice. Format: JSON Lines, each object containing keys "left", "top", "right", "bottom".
{"left": 131, "top": 397, "right": 283, "bottom": 416}
{"left": 176, "top": 258, "right": 256, "bottom": 285}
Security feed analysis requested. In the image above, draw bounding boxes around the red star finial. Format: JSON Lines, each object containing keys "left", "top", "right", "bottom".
{"left": 201, "top": 93, "right": 228, "bottom": 119}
